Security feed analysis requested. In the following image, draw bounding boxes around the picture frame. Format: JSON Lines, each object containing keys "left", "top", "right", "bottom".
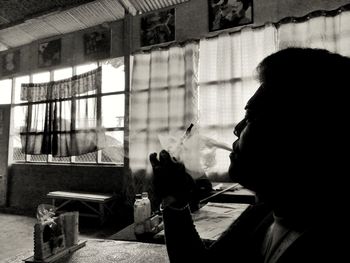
{"left": 141, "top": 8, "right": 175, "bottom": 47}
{"left": 208, "top": 0, "right": 253, "bottom": 32}
{"left": 38, "top": 39, "right": 61, "bottom": 68}
{"left": 2, "top": 50, "right": 20, "bottom": 76}
{"left": 83, "top": 29, "right": 111, "bottom": 60}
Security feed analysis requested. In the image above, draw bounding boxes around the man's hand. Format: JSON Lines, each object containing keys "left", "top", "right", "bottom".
{"left": 149, "top": 150, "right": 199, "bottom": 210}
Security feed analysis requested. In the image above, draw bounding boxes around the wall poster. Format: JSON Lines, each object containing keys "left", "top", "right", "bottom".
{"left": 83, "top": 29, "right": 111, "bottom": 60}
{"left": 38, "top": 39, "right": 61, "bottom": 68}
{"left": 2, "top": 50, "right": 20, "bottom": 76}
{"left": 208, "top": 0, "right": 253, "bottom": 32}
{"left": 141, "top": 8, "right": 175, "bottom": 47}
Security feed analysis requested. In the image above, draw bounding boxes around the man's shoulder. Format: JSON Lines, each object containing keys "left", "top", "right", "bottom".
{"left": 227, "top": 202, "right": 273, "bottom": 235}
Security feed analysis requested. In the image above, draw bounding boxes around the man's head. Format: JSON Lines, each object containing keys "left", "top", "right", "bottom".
{"left": 229, "top": 48, "right": 350, "bottom": 215}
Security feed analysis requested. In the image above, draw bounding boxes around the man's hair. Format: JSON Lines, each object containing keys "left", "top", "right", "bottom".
{"left": 245, "top": 47, "right": 350, "bottom": 202}
{"left": 248, "top": 47, "right": 350, "bottom": 118}
{"left": 257, "top": 47, "right": 350, "bottom": 91}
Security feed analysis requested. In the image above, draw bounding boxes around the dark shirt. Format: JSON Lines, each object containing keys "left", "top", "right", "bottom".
{"left": 162, "top": 202, "right": 347, "bottom": 263}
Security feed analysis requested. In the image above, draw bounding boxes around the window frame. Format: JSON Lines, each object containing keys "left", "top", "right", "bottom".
{"left": 9, "top": 58, "right": 126, "bottom": 165}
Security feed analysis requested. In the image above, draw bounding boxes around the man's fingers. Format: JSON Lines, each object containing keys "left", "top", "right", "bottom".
{"left": 159, "top": 150, "right": 173, "bottom": 165}
{"left": 149, "top": 152, "right": 160, "bottom": 167}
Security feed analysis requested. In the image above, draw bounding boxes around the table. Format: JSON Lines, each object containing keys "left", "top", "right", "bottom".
{"left": 207, "top": 182, "right": 256, "bottom": 204}
{"left": 109, "top": 202, "right": 250, "bottom": 244}
{"left": 6, "top": 239, "right": 169, "bottom": 263}
{"left": 47, "top": 191, "right": 117, "bottom": 225}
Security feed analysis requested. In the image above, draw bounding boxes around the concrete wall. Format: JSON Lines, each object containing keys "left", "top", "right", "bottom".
{"left": 1, "top": 0, "right": 349, "bottom": 77}
{"left": 7, "top": 164, "right": 133, "bottom": 217}
{"left": 1, "top": 0, "right": 350, "bottom": 214}
{"left": 0, "top": 20, "right": 124, "bottom": 78}
{"left": 130, "top": 0, "right": 350, "bottom": 51}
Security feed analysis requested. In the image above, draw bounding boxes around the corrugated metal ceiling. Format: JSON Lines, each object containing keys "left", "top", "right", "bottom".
{"left": 0, "top": 0, "right": 189, "bottom": 51}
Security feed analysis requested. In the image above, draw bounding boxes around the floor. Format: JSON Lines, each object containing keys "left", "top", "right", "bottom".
{"left": 0, "top": 212, "right": 127, "bottom": 262}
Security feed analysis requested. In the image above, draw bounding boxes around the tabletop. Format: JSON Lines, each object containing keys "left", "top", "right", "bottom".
{"left": 5, "top": 239, "right": 169, "bottom": 263}
{"left": 109, "top": 202, "right": 250, "bottom": 244}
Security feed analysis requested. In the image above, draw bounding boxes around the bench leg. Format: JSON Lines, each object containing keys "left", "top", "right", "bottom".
{"left": 99, "top": 204, "right": 105, "bottom": 225}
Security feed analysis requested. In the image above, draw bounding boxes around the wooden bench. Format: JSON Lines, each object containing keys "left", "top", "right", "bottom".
{"left": 47, "top": 191, "right": 117, "bottom": 225}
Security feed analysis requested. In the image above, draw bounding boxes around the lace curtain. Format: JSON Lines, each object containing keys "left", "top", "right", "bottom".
{"left": 129, "top": 42, "right": 199, "bottom": 174}
{"left": 20, "top": 67, "right": 106, "bottom": 157}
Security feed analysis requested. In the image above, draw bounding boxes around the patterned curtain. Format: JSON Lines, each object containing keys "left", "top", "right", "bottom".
{"left": 20, "top": 67, "right": 106, "bottom": 157}
{"left": 129, "top": 42, "right": 199, "bottom": 175}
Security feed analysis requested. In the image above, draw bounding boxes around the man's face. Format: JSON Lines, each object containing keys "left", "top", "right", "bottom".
{"left": 228, "top": 117, "right": 259, "bottom": 190}
{"left": 228, "top": 86, "right": 274, "bottom": 195}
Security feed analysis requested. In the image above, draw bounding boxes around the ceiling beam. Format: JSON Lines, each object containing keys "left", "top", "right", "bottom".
{"left": 0, "top": 41, "right": 9, "bottom": 51}
{"left": 117, "top": 0, "right": 138, "bottom": 16}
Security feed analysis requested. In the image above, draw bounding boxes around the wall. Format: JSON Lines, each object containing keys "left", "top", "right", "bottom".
{"left": 130, "top": 0, "right": 350, "bottom": 52}
{"left": 0, "top": 20, "right": 124, "bottom": 78}
{"left": 1, "top": 0, "right": 350, "bottom": 214}
{"left": 7, "top": 164, "right": 133, "bottom": 218}
{"left": 1, "top": 0, "right": 350, "bottom": 77}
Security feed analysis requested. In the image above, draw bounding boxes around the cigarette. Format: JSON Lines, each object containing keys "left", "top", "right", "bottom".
{"left": 205, "top": 138, "right": 232, "bottom": 151}
{"left": 211, "top": 141, "right": 232, "bottom": 151}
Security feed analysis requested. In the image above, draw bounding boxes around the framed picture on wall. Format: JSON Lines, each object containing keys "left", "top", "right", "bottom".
{"left": 2, "top": 50, "right": 20, "bottom": 76}
{"left": 208, "top": 0, "right": 253, "bottom": 32}
{"left": 38, "top": 39, "right": 61, "bottom": 68}
{"left": 141, "top": 8, "right": 175, "bottom": 47}
{"left": 83, "top": 29, "right": 111, "bottom": 60}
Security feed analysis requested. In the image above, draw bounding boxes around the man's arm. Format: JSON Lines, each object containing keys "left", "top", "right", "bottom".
{"left": 162, "top": 205, "right": 208, "bottom": 262}
{"left": 162, "top": 202, "right": 272, "bottom": 263}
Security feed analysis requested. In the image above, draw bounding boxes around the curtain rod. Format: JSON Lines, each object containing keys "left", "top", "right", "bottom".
{"left": 273, "top": 3, "right": 350, "bottom": 28}
{"left": 133, "top": 39, "right": 199, "bottom": 55}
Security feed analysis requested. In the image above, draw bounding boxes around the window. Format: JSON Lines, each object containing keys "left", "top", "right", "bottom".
{"left": 10, "top": 57, "right": 125, "bottom": 165}
{"left": 0, "top": 79, "right": 12, "bottom": 104}
{"left": 197, "top": 32, "right": 276, "bottom": 175}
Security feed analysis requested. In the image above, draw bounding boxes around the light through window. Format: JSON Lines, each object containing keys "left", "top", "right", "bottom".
{"left": 9, "top": 57, "right": 125, "bottom": 165}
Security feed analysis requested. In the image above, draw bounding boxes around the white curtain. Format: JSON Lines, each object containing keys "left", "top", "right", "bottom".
{"left": 278, "top": 9, "right": 350, "bottom": 56}
{"left": 128, "top": 7, "right": 350, "bottom": 180}
{"left": 198, "top": 25, "right": 277, "bottom": 177}
{"left": 129, "top": 42, "right": 199, "bottom": 174}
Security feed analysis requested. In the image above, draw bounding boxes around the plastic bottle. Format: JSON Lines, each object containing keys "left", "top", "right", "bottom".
{"left": 141, "top": 192, "right": 151, "bottom": 232}
{"left": 141, "top": 192, "right": 151, "bottom": 218}
{"left": 134, "top": 194, "right": 145, "bottom": 235}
